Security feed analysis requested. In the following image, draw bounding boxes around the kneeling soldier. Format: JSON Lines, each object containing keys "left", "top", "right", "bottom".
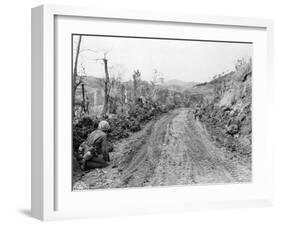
{"left": 78, "top": 120, "right": 112, "bottom": 170}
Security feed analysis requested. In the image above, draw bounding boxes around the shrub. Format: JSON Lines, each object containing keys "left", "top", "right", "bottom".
{"left": 73, "top": 100, "right": 170, "bottom": 154}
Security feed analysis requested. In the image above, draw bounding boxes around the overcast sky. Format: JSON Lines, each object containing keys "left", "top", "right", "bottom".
{"left": 73, "top": 35, "right": 252, "bottom": 83}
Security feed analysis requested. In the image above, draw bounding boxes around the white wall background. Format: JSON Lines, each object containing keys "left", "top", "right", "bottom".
{"left": 0, "top": 0, "right": 280, "bottom": 225}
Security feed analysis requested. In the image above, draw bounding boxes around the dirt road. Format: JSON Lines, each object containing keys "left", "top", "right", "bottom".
{"left": 73, "top": 108, "right": 251, "bottom": 190}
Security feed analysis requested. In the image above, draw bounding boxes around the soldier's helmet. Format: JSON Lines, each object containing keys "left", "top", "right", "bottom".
{"left": 98, "top": 120, "right": 111, "bottom": 132}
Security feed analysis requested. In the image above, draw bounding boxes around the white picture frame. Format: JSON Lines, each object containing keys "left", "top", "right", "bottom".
{"left": 31, "top": 4, "right": 274, "bottom": 221}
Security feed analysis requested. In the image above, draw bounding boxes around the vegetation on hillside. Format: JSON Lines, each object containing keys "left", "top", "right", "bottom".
{"left": 194, "top": 58, "right": 252, "bottom": 161}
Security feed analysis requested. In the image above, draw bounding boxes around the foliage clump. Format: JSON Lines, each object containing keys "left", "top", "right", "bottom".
{"left": 72, "top": 100, "right": 171, "bottom": 155}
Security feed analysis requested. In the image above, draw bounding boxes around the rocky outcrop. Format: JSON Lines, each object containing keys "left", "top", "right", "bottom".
{"left": 196, "top": 61, "right": 252, "bottom": 158}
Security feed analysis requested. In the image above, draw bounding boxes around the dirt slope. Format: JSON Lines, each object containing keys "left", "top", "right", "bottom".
{"left": 73, "top": 108, "right": 251, "bottom": 190}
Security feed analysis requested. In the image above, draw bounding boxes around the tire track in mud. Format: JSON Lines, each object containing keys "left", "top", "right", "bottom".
{"left": 76, "top": 108, "right": 251, "bottom": 190}
{"left": 118, "top": 111, "right": 178, "bottom": 187}
{"left": 143, "top": 108, "right": 234, "bottom": 186}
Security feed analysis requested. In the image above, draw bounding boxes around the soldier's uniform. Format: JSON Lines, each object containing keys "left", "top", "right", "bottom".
{"left": 80, "top": 129, "right": 110, "bottom": 162}
{"left": 79, "top": 120, "right": 112, "bottom": 170}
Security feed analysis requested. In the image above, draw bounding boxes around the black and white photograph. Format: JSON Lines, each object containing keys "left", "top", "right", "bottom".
{"left": 72, "top": 34, "right": 252, "bottom": 190}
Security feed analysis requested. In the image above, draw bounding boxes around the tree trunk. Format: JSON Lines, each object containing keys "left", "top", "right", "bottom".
{"left": 102, "top": 58, "right": 109, "bottom": 115}
{"left": 133, "top": 76, "right": 137, "bottom": 103}
{"left": 72, "top": 35, "right": 82, "bottom": 118}
{"left": 120, "top": 84, "right": 126, "bottom": 104}
{"left": 81, "top": 83, "right": 85, "bottom": 113}
{"left": 132, "top": 70, "right": 140, "bottom": 104}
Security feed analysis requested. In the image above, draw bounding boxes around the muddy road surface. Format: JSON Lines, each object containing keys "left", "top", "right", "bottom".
{"left": 73, "top": 108, "right": 251, "bottom": 190}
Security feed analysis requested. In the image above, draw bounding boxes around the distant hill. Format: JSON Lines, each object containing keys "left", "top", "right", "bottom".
{"left": 84, "top": 76, "right": 104, "bottom": 89}
{"left": 160, "top": 79, "right": 197, "bottom": 91}
{"left": 75, "top": 76, "right": 105, "bottom": 107}
{"left": 78, "top": 76, "right": 202, "bottom": 109}
{"left": 164, "top": 79, "right": 197, "bottom": 87}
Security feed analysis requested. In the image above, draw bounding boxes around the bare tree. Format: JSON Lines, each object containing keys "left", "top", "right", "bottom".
{"left": 235, "top": 58, "right": 247, "bottom": 71}
{"left": 132, "top": 70, "right": 141, "bottom": 103}
{"left": 151, "top": 69, "right": 164, "bottom": 85}
{"left": 149, "top": 69, "right": 161, "bottom": 101}
{"left": 89, "top": 50, "right": 112, "bottom": 116}
{"left": 120, "top": 84, "right": 126, "bottom": 104}
{"left": 72, "top": 35, "right": 82, "bottom": 117}
{"left": 100, "top": 52, "right": 110, "bottom": 115}
{"left": 81, "top": 83, "right": 86, "bottom": 112}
